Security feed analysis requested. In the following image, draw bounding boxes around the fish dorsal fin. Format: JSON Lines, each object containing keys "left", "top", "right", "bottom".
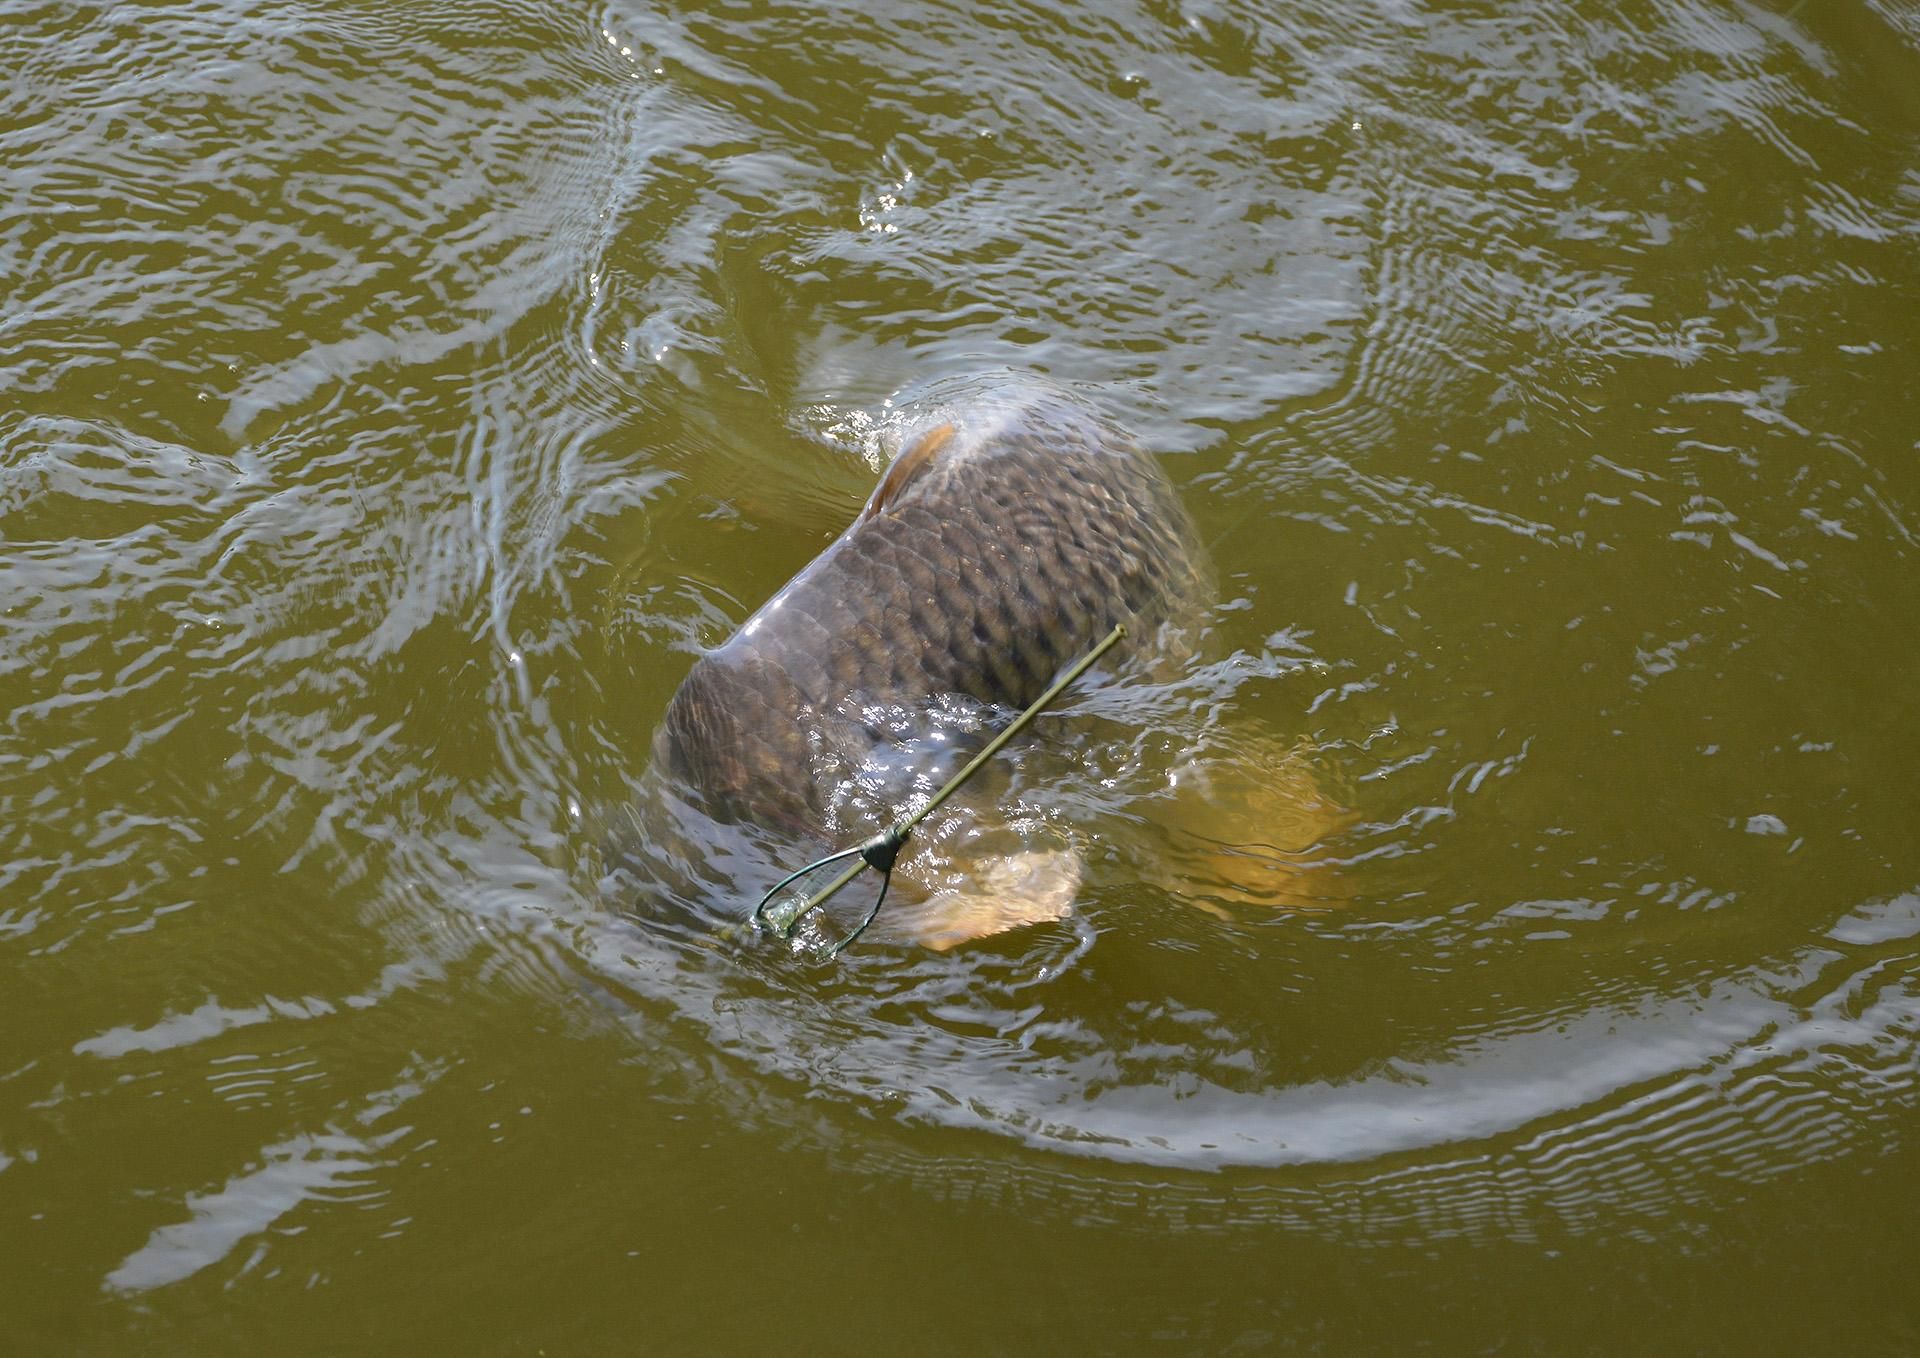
{"left": 862, "top": 422, "right": 954, "bottom": 520}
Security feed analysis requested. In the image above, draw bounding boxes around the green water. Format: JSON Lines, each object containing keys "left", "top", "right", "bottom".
{"left": 4, "top": 0, "right": 1919, "bottom": 1351}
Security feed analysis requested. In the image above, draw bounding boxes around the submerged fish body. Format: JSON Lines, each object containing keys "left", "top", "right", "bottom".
{"left": 614, "top": 372, "right": 1351, "bottom": 945}
{"left": 613, "top": 377, "right": 1344, "bottom": 949}
{"left": 650, "top": 380, "right": 1211, "bottom": 848}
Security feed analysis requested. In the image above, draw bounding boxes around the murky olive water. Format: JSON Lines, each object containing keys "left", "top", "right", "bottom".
{"left": 5, "top": 0, "right": 1920, "bottom": 1350}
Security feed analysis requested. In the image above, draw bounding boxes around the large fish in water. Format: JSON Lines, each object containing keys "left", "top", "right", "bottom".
{"left": 613, "top": 377, "right": 1342, "bottom": 949}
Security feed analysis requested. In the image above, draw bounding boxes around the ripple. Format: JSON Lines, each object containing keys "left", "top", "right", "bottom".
{"left": 104, "top": 1063, "right": 435, "bottom": 1295}
{"left": 557, "top": 881, "right": 1920, "bottom": 1250}
{"left": 4, "top": 0, "right": 1920, "bottom": 1331}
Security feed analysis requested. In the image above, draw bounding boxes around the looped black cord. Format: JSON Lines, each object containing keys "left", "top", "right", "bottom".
{"left": 751, "top": 827, "right": 905, "bottom": 956}
{"left": 750, "top": 623, "right": 1126, "bottom": 955}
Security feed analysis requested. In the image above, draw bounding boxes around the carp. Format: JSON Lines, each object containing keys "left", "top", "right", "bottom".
{"left": 612, "top": 377, "right": 1344, "bottom": 949}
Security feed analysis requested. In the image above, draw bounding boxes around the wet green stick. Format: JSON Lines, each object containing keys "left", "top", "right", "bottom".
{"left": 756, "top": 622, "right": 1128, "bottom": 942}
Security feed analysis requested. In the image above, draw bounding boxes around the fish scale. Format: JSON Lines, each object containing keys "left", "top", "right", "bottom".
{"left": 651, "top": 382, "right": 1210, "bottom": 836}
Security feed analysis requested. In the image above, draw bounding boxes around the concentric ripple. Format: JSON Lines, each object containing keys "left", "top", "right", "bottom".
{"left": 4, "top": 0, "right": 1920, "bottom": 1344}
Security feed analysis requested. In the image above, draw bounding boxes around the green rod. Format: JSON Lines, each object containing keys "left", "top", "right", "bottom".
{"left": 783, "top": 858, "right": 866, "bottom": 925}
{"left": 762, "top": 622, "right": 1127, "bottom": 937}
{"left": 896, "top": 622, "right": 1126, "bottom": 837}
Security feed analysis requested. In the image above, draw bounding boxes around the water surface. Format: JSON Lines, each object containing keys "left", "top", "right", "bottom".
{"left": 4, "top": 0, "right": 1919, "bottom": 1350}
